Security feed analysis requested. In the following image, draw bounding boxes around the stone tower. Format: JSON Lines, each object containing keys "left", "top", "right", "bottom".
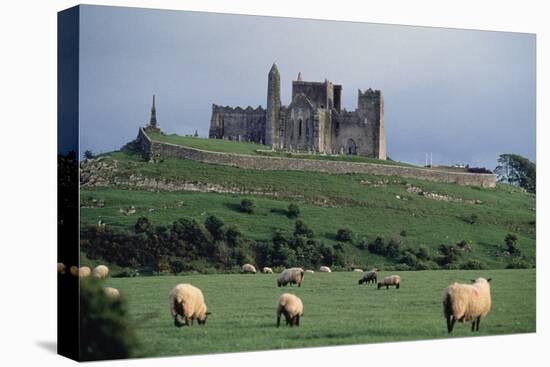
{"left": 266, "top": 63, "right": 281, "bottom": 147}
{"left": 145, "top": 95, "right": 161, "bottom": 133}
{"left": 357, "top": 89, "right": 386, "bottom": 159}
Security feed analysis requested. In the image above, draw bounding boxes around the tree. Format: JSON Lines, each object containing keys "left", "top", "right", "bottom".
{"left": 495, "top": 154, "right": 536, "bottom": 193}
{"left": 504, "top": 233, "right": 521, "bottom": 256}
{"left": 83, "top": 150, "right": 94, "bottom": 160}
{"left": 287, "top": 203, "right": 300, "bottom": 218}
{"left": 336, "top": 228, "right": 353, "bottom": 242}
{"left": 239, "top": 199, "right": 255, "bottom": 214}
{"left": 293, "top": 220, "right": 314, "bottom": 238}
{"left": 385, "top": 238, "right": 401, "bottom": 258}
{"left": 204, "top": 215, "right": 225, "bottom": 241}
{"left": 134, "top": 217, "right": 151, "bottom": 233}
{"left": 368, "top": 237, "right": 385, "bottom": 255}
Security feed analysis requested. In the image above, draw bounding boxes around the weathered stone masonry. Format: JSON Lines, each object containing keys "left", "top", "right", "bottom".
{"left": 137, "top": 128, "right": 496, "bottom": 188}
{"left": 209, "top": 64, "right": 387, "bottom": 159}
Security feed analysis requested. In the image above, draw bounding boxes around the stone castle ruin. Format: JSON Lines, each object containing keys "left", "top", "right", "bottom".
{"left": 209, "top": 64, "right": 387, "bottom": 159}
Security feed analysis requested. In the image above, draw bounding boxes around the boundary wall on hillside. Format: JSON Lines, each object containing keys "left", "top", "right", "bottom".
{"left": 137, "top": 128, "right": 496, "bottom": 188}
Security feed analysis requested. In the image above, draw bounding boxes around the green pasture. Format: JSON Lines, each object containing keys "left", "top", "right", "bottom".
{"left": 103, "top": 269, "right": 536, "bottom": 357}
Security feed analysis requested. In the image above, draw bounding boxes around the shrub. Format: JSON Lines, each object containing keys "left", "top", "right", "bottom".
{"left": 400, "top": 230, "right": 407, "bottom": 237}
{"left": 437, "top": 244, "right": 461, "bottom": 266}
{"left": 294, "top": 220, "right": 314, "bottom": 238}
{"left": 460, "top": 260, "right": 486, "bottom": 270}
{"left": 506, "top": 258, "right": 534, "bottom": 269}
{"left": 400, "top": 251, "right": 419, "bottom": 267}
{"left": 356, "top": 238, "right": 368, "bottom": 250}
{"left": 79, "top": 278, "right": 137, "bottom": 361}
{"left": 368, "top": 237, "right": 385, "bottom": 255}
{"left": 225, "top": 225, "right": 242, "bottom": 247}
{"left": 204, "top": 215, "right": 225, "bottom": 241}
{"left": 134, "top": 217, "right": 151, "bottom": 233}
{"left": 385, "top": 238, "right": 401, "bottom": 258}
{"left": 239, "top": 199, "right": 255, "bottom": 214}
{"left": 505, "top": 234, "right": 521, "bottom": 255}
{"left": 169, "top": 259, "right": 185, "bottom": 274}
{"left": 287, "top": 203, "right": 300, "bottom": 218}
{"left": 336, "top": 228, "right": 353, "bottom": 242}
{"left": 465, "top": 214, "right": 478, "bottom": 225}
{"left": 416, "top": 245, "right": 431, "bottom": 260}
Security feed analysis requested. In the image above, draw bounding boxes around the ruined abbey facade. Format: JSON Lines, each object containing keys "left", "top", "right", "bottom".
{"left": 209, "top": 64, "right": 386, "bottom": 159}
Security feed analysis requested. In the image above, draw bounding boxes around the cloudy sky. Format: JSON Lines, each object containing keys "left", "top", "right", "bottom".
{"left": 77, "top": 5, "right": 535, "bottom": 169}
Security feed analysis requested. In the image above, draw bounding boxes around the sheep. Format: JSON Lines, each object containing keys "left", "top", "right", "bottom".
{"left": 353, "top": 268, "right": 364, "bottom": 273}
{"left": 69, "top": 266, "right": 79, "bottom": 277}
{"left": 92, "top": 265, "right": 109, "bottom": 279}
{"left": 358, "top": 270, "right": 378, "bottom": 285}
{"left": 57, "top": 262, "right": 66, "bottom": 275}
{"left": 241, "top": 264, "right": 257, "bottom": 274}
{"left": 169, "top": 283, "right": 210, "bottom": 327}
{"left": 319, "top": 266, "right": 332, "bottom": 273}
{"left": 262, "top": 267, "right": 273, "bottom": 274}
{"left": 442, "top": 277, "right": 492, "bottom": 333}
{"left": 78, "top": 266, "right": 92, "bottom": 278}
{"left": 277, "top": 267, "right": 304, "bottom": 287}
{"left": 305, "top": 270, "right": 315, "bottom": 274}
{"left": 104, "top": 287, "right": 120, "bottom": 299}
{"left": 377, "top": 275, "right": 401, "bottom": 289}
{"left": 276, "top": 293, "right": 304, "bottom": 327}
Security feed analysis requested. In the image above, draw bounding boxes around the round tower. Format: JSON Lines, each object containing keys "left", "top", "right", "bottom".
{"left": 266, "top": 63, "right": 281, "bottom": 147}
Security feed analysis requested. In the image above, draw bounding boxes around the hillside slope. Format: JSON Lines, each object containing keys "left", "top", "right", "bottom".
{"left": 79, "top": 144, "right": 535, "bottom": 270}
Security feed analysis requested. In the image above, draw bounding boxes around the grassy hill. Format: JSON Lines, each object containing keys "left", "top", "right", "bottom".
{"left": 147, "top": 132, "right": 415, "bottom": 166}
{"left": 80, "top": 145, "right": 535, "bottom": 270}
{"left": 103, "top": 269, "right": 535, "bottom": 357}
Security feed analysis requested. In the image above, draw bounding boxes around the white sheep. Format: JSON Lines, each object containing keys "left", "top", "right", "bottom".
{"left": 104, "top": 287, "right": 120, "bottom": 299}
{"left": 57, "top": 262, "right": 66, "bottom": 275}
{"left": 169, "top": 283, "right": 210, "bottom": 327}
{"left": 353, "top": 268, "right": 364, "bottom": 273}
{"left": 78, "top": 266, "right": 92, "bottom": 278}
{"left": 262, "top": 267, "right": 273, "bottom": 274}
{"left": 276, "top": 293, "right": 304, "bottom": 327}
{"left": 377, "top": 275, "right": 400, "bottom": 289}
{"left": 241, "top": 264, "right": 257, "bottom": 274}
{"left": 277, "top": 267, "right": 304, "bottom": 287}
{"left": 319, "top": 266, "right": 332, "bottom": 273}
{"left": 442, "top": 277, "right": 492, "bottom": 333}
{"left": 305, "top": 270, "right": 315, "bottom": 273}
{"left": 92, "top": 265, "right": 109, "bottom": 278}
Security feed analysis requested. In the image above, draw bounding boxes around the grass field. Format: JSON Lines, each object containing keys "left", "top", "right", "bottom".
{"left": 81, "top": 149, "right": 535, "bottom": 268}
{"left": 103, "top": 269, "right": 535, "bottom": 358}
{"left": 147, "top": 132, "right": 414, "bottom": 166}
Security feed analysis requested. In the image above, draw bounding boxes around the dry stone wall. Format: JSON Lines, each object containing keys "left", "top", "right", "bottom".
{"left": 138, "top": 128, "right": 496, "bottom": 188}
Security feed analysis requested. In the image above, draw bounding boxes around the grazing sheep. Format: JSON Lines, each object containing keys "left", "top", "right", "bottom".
{"left": 442, "top": 277, "right": 492, "bottom": 333}
{"left": 69, "top": 266, "right": 79, "bottom": 277}
{"left": 353, "top": 268, "right": 363, "bottom": 273}
{"left": 241, "top": 264, "right": 257, "bottom": 274}
{"left": 358, "top": 270, "right": 378, "bottom": 285}
{"left": 277, "top": 267, "right": 305, "bottom": 287}
{"left": 305, "top": 270, "right": 315, "bottom": 274}
{"left": 169, "top": 283, "right": 210, "bottom": 327}
{"left": 57, "top": 262, "right": 66, "bottom": 275}
{"left": 104, "top": 287, "right": 120, "bottom": 299}
{"left": 262, "top": 267, "right": 273, "bottom": 274}
{"left": 78, "top": 266, "right": 92, "bottom": 278}
{"left": 319, "top": 266, "right": 332, "bottom": 273}
{"left": 276, "top": 293, "right": 304, "bottom": 327}
{"left": 92, "top": 265, "right": 109, "bottom": 279}
{"left": 377, "top": 275, "right": 401, "bottom": 289}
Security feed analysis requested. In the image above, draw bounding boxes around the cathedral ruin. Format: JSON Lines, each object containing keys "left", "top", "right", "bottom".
{"left": 209, "top": 63, "right": 386, "bottom": 159}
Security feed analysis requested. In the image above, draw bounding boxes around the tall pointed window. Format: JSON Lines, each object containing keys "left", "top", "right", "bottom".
{"left": 298, "top": 119, "right": 303, "bottom": 137}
